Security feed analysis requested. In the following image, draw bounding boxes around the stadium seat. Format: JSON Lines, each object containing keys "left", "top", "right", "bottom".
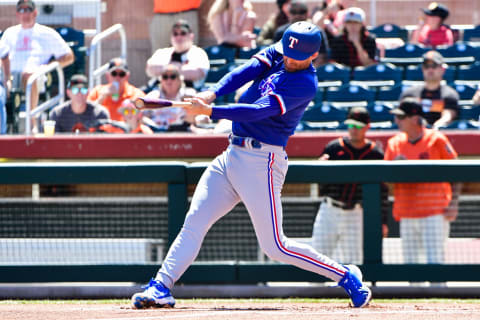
{"left": 382, "top": 43, "right": 428, "bottom": 66}
{"left": 369, "top": 23, "right": 408, "bottom": 42}
{"left": 456, "top": 62, "right": 480, "bottom": 85}
{"left": 203, "top": 63, "right": 239, "bottom": 103}
{"left": 204, "top": 45, "right": 237, "bottom": 67}
{"left": 301, "top": 103, "right": 347, "bottom": 122}
{"left": 316, "top": 63, "right": 351, "bottom": 88}
{"left": 458, "top": 105, "right": 480, "bottom": 120}
{"left": 463, "top": 25, "right": 480, "bottom": 42}
{"left": 436, "top": 42, "right": 480, "bottom": 65}
{"left": 376, "top": 84, "right": 402, "bottom": 103}
{"left": 366, "top": 102, "right": 394, "bottom": 122}
{"left": 404, "top": 64, "right": 455, "bottom": 83}
{"left": 324, "top": 84, "right": 375, "bottom": 107}
{"left": 351, "top": 63, "right": 402, "bottom": 87}
{"left": 440, "top": 120, "right": 480, "bottom": 130}
{"left": 236, "top": 46, "right": 266, "bottom": 62}
{"left": 453, "top": 82, "right": 477, "bottom": 101}
{"left": 56, "top": 27, "right": 87, "bottom": 77}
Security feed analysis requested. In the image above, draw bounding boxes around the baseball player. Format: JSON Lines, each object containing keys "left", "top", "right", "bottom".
{"left": 311, "top": 107, "right": 387, "bottom": 265}
{"left": 131, "top": 22, "right": 371, "bottom": 309}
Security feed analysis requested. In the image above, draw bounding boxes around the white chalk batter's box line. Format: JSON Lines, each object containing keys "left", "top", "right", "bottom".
{"left": 89, "top": 309, "right": 477, "bottom": 320}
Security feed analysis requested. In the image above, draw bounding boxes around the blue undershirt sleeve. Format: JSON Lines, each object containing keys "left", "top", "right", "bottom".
{"left": 211, "top": 58, "right": 268, "bottom": 98}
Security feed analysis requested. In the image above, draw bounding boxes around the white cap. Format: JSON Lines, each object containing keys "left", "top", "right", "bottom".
{"left": 344, "top": 7, "right": 366, "bottom": 24}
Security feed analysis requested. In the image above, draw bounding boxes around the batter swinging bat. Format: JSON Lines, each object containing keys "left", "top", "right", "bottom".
{"left": 135, "top": 97, "right": 192, "bottom": 109}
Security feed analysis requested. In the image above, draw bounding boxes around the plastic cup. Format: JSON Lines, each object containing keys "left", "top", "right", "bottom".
{"left": 44, "top": 120, "right": 56, "bottom": 136}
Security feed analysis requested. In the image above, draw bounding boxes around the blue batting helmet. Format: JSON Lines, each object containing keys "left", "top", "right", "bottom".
{"left": 275, "top": 21, "right": 322, "bottom": 61}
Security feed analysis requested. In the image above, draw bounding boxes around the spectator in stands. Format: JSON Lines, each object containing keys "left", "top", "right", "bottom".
{"left": 207, "top": 0, "right": 258, "bottom": 49}
{"left": 329, "top": 7, "right": 376, "bottom": 68}
{"left": 88, "top": 58, "right": 145, "bottom": 122}
{"left": 117, "top": 99, "right": 153, "bottom": 134}
{"left": 411, "top": 2, "right": 453, "bottom": 48}
{"left": 149, "top": 0, "right": 201, "bottom": 53}
{"left": 146, "top": 20, "right": 209, "bottom": 90}
{"left": 472, "top": 89, "right": 480, "bottom": 106}
{"left": 0, "top": 41, "right": 11, "bottom": 134}
{"left": 400, "top": 50, "right": 459, "bottom": 128}
{"left": 312, "top": 107, "right": 387, "bottom": 264}
{"left": 257, "top": 0, "right": 291, "bottom": 46}
{"left": 49, "top": 74, "right": 109, "bottom": 133}
{"left": 1, "top": 0, "right": 74, "bottom": 126}
{"left": 313, "top": 0, "right": 357, "bottom": 41}
{"left": 385, "top": 97, "right": 461, "bottom": 265}
{"left": 144, "top": 64, "right": 203, "bottom": 132}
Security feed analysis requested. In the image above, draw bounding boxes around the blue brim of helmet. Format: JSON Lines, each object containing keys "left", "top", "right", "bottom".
{"left": 274, "top": 41, "right": 314, "bottom": 61}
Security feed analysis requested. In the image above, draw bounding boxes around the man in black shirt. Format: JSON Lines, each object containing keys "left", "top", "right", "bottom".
{"left": 311, "top": 107, "right": 386, "bottom": 264}
{"left": 400, "top": 50, "right": 459, "bottom": 128}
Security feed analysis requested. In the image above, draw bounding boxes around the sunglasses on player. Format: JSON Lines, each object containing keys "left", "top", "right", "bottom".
{"left": 162, "top": 74, "right": 178, "bottom": 80}
{"left": 111, "top": 70, "right": 127, "bottom": 77}
{"left": 70, "top": 87, "right": 88, "bottom": 95}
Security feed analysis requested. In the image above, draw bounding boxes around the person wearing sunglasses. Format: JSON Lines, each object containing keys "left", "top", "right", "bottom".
{"left": 49, "top": 74, "right": 109, "bottom": 133}
{"left": 117, "top": 99, "right": 153, "bottom": 134}
{"left": 146, "top": 20, "right": 209, "bottom": 90}
{"left": 144, "top": 64, "right": 200, "bottom": 131}
{"left": 0, "top": 0, "right": 74, "bottom": 131}
{"left": 88, "top": 57, "right": 145, "bottom": 122}
{"left": 385, "top": 97, "right": 460, "bottom": 268}
{"left": 311, "top": 106, "right": 387, "bottom": 266}
{"left": 400, "top": 50, "right": 459, "bottom": 129}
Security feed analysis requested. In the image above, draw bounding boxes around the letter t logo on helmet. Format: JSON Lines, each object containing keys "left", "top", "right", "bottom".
{"left": 275, "top": 21, "right": 322, "bottom": 61}
{"left": 289, "top": 36, "right": 299, "bottom": 48}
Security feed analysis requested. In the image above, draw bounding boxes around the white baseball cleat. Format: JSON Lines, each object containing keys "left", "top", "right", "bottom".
{"left": 131, "top": 279, "right": 175, "bottom": 309}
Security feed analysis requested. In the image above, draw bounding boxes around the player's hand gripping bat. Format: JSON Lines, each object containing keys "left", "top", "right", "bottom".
{"left": 134, "top": 97, "right": 192, "bottom": 109}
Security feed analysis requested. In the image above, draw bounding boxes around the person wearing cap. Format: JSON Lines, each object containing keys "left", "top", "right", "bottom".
{"left": 400, "top": 50, "right": 459, "bottom": 128}
{"left": 88, "top": 58, "right": 145, "bottom": 122}
{"left": 131, "top": 21, "right": 372, "bottom": 310}
{"left": 49, "top": 74, "right": 109, "bottom": 133}
{"left": 385, "top": 97, "right": 461, "bottom": 266}
{"left": 315, "top": 0, "right": 358, "bottom": 40}
{"left": 411, "top": 2, "right": 454, "bottom": 48}
{"left": 117, "top": 99, "right": 153, "bottom": 134}
{"left": 311, "top": 107, "right": 387, "bottom": 265}
{"left": 256, "top": 0, "right": 291, "bottom": 46}
{"left": 146, "top": 20, "right": 209, "bottom": 90}
{"left": 329, "top": 7, "right": 377, "bottom": 68}
{"left": 207, "top": 0, "right": 257, "bottom": 49}
{"left": 144, "top": 64, "right": 199, "bottom": 132}
{"left": 149, "top": 0, "right": 200, "bottom": 52}
{"left": 1, "top": 0, "right": 74, "bottom": 123}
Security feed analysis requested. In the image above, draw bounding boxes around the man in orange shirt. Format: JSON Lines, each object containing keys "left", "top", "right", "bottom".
{"left": 385, "top": 97, "right": 460, "bottom": 264}
{"left": 87, "top": 58, "right": 145, "bottom": 122}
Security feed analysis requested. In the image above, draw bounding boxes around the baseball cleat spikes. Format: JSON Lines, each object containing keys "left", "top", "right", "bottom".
{"left": 131, "top": 279, "right": 175, "bottom": 309}
{"left": 339, "top": 264, "right": 372, "bottom": 308}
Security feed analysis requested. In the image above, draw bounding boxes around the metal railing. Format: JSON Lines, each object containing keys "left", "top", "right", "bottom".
{"left": 88, "top": 24, "right": 127, "bottom": 89}
{"left": 25, "top": 62, "right": 65, "bottom": 136}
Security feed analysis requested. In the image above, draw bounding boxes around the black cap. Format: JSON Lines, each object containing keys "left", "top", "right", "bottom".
{"left": 67, "top": 74, "right": 88, "bottom": 88}
{"left": 422, "top": 2, "right": 449, "bottom": 20}
{"left": 172, "top": 19, "right": 192, "bottom": 33}
{"left": 423, "top": 50, "right": 444, "bottom": 65}
{"left": 276, "top": 0, "right": 289, "bottom": 10}
{"left": 107, "top": 57, "right": 128, "bottom": 72}
{"left": 17, "top": 0, "right": 35, "bottom": 10}
{"left": 344, "top": 106, "right": 370, "bottom": 127}
{"left": 391, "top": 97, "right": 424, "bottom": 117}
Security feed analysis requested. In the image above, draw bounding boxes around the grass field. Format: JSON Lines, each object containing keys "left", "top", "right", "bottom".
{"left": 1, "top": 298, "right": 480, "bottom": 320}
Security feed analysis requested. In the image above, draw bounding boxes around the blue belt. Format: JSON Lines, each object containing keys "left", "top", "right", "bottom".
{"left": 229, "top": 135, "right": 262, "bottom": 149}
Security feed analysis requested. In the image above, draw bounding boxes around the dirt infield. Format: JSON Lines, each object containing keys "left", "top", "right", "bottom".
{"left": 1, "top": 299, "right": 480, "bottom": 320}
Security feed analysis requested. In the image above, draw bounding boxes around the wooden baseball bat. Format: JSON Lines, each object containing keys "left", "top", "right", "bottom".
{"left": 135, "top": 97, "right": 192, "bottom": 109}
